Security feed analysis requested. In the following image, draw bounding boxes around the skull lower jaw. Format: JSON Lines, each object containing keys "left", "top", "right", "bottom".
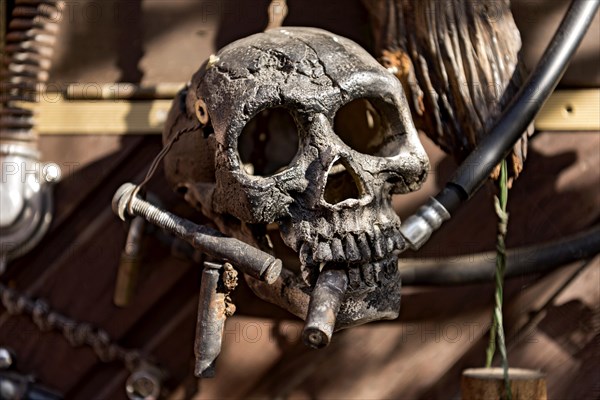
{"left": 277, "top": 206, "right": 406, "bottom": 328}
{"left": 281, "top": 203, "right": 405, "bottom": 283}
{"left": 335, "top": 254, "right": 402, "bottom": 328}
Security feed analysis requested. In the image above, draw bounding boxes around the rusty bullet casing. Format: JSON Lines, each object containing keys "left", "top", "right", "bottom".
{"left": 114, "top": 216, "right": 145, "bottom": 307}
{"left": 302, "top": 268, "right": 348, "bottom": 349}
{"left": 194, "top": 262, "right": 227, "bottom": 377}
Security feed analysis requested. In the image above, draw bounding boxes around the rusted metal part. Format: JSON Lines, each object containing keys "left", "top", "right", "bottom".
{"left": 112, "top": 183, "right": 282, "bottom": 284}
{"left": 362, "top": 0, "right": 531, "bottom": 183}
{"left": 194, "top": 262, "right": 238, "bottom": 377}
{"left": 302, "top": 267, "right": 348, "bottom": 349}
{"left": 114, "top": 216, "right": 146, "bottom": 307}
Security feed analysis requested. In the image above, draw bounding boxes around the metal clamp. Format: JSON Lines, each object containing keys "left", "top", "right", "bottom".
{"left": 399, "top": 197, "right": 450, "bottom": 250}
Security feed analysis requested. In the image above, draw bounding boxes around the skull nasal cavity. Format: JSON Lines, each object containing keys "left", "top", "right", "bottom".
{"left": 324, "top": 159, "right": 363, "bottom": 205}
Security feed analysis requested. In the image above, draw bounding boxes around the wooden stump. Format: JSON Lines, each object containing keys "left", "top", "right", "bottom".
{"left": 461, "top": 368, "right": 547, "bottom": 400}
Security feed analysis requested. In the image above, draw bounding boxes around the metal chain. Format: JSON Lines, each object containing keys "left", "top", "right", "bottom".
{"left": 0, "top": 283, "right": 150, "bottom": 372}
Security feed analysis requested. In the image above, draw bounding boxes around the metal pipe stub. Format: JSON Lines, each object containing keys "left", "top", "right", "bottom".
{"left": 302, "top": 268, "right": 348, "bottom": 349}
{"left": 112, "top": 183, "right": 282, "bottom": 284}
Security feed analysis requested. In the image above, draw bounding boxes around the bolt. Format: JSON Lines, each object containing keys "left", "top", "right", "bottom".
{"left": 42, "top": 162, "right": 61, "bottom": 183}
{"left": 112, "top": 183, "right": 282, "bottom": 284}
{"left": 0, "top": 379, "right": 17, "bottom": 400}
{"left": 126, "top": 366, "right": 161, "bottom": 400}
{"left": 0, "top": 347, "right": 14, "bottom": 369}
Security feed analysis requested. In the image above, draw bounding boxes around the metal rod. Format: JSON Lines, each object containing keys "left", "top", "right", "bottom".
{"left": 302, "top": 268, "right": 348, "bottom": 349}
{"left": 112, "top": 183, "right": 282, "bottom": 284}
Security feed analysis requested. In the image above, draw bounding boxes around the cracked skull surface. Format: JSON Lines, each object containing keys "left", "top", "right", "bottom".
{"left": 163, "top": 27, "right": 429, "bottom": 344}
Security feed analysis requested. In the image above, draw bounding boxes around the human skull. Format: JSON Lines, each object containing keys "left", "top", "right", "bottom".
{"left": 163, "top": 27, "right": 428, "bottom": 328}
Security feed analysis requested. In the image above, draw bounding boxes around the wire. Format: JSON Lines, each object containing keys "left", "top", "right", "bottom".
{"left": 398, "top": 224, "right": 600, "bottom": 286}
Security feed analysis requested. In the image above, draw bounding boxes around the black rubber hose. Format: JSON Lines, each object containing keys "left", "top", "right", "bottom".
{"left": 435, "top": 0, "right": 600, "bottom": 213}
{"left": 153, "top": 222, "right": 600, "bottom": 286}
{"left": 398, "top": 224, "right": 600, "bottom": 286}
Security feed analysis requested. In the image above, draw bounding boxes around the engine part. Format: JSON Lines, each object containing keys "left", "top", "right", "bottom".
{"left": 0, "top": 144, "right": 60, "bottom": 271}
{"left": 0, "top": 346, "right": 62, "bottom": 399}
{"left": 0, "top": 348, "right": 14, "bottom": 370}
{"left": 0, "top": 371, "right": 63, "bottom": 400}
{"left": 399, "top": 197, "right": 450, "bottom": 251}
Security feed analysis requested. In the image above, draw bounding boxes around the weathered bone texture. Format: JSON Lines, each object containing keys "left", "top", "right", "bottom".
{"left": 362, "top": 0, "right": 531, "bottom": 182}
{"left": 163, "top": 27, "right": 429, "bottom": 328}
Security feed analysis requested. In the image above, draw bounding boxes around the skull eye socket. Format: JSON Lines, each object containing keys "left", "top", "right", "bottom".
{"left": 333, "top": 98, "right": 402, "bottom": 157}
{"left": 238, "top": 107, "right": 299, "bottom": 176}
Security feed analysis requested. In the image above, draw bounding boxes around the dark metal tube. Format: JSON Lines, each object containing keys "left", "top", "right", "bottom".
{"left": 194, "top": 262, "right": 226, "bottom": 377}
{"left": 302, "top": 268, "right": 348, "bottom": 349}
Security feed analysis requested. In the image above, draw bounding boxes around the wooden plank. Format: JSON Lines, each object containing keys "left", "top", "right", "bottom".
{"left": 30, "top": 89, "right": 600, "bottom": 135}
{"left": 535, "top": 89, "right": 600, "bottom": 131}
{"left": 34, "top": 98, "right": 173, "bottom": 134}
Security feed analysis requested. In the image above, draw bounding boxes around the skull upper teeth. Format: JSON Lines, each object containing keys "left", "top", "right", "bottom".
{"left": 300, "top": 224, "right": 405, "bottom": 265}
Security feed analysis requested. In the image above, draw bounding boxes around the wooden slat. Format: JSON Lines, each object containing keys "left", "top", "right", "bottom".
{"left": 30, "top": 89, "right": 600, "bottom": 135}
{"left": 35, "top": 98, "right": 173, "bottom": 134}
{"left": 535, "top": 89, "right": 600, "bottom": 131}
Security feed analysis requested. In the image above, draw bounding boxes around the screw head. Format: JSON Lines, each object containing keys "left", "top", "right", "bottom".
{"left": 113, "top": 183, "right": 137, "bottom": 221}
{"left": 0, "top": 347, "right": 14, "bottom": 369}
{"left": 126, "top": 367, "right": 161, "bottom": 400}
{"left": 0, "top": 379, "right": 18, "bottom": 400}
{"left": 43, "top": 163, "right": 62, "bottom": 183}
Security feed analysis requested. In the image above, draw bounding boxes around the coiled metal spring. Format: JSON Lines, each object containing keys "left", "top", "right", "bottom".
{"left": 1, "top": 0, "right": 64, "bottom": 140}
